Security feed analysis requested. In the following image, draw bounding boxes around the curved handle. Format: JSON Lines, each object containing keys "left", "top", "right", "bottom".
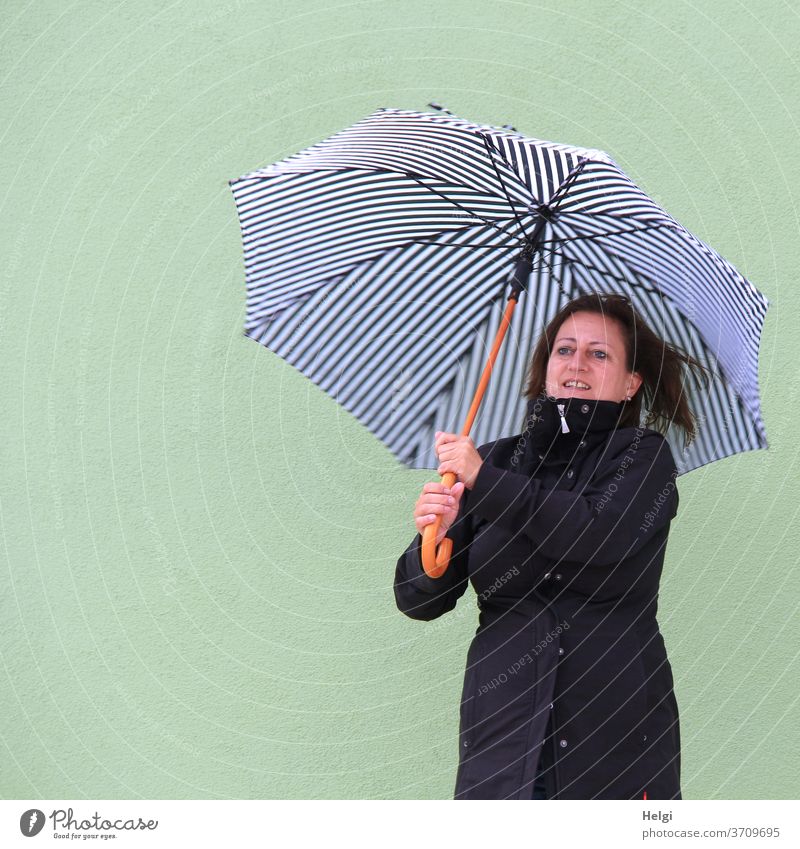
{"left": 421, "top": 471, "right": 458, "bottom": 578}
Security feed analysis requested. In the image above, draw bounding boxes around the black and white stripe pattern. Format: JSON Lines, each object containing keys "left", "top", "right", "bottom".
{"left": 230, "top": 107, "right": 769, "bottom": 474}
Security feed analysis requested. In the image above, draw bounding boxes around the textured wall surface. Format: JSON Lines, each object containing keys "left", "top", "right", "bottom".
{"left": 1, "top": 0, "right": 797, "bottom": 800}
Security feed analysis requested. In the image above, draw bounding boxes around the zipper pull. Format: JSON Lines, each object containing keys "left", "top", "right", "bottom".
{"left": 556, "top": 403, "right": 570, "bottom": 433}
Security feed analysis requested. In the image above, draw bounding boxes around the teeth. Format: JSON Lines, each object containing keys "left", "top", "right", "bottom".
{"left": 564, "top": 380, "right": 590, "bottom": 389}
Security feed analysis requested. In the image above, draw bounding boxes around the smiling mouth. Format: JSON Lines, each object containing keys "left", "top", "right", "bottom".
{"left": 563, "top": 380, "right": 591, "bottom": 390}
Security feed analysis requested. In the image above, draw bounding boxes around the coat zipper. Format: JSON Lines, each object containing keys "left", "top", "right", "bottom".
{"left": 556, "top": 403, "right": 570, "bottom": 433}
{"left": 540, "top": 591, "right": 564, "bottom": 799}
{"left": 549, "top": 700, "right": 563, "bottom": 798}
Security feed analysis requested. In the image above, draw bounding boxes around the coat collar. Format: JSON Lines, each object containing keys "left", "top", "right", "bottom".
{"left": 519, "top": 391, "right": 626, "bottom": 471}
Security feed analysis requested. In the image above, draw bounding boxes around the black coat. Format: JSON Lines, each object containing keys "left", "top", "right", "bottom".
{"left": 394, "top": 393, "right": 681, "bottom": 800}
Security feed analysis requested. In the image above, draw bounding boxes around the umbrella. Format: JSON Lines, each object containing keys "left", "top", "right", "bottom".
{"left": 228, "top": 106, "right": 769, "bottom": 576}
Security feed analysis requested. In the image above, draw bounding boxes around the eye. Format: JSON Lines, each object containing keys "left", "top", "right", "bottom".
{"left": 593, "top": 350, "right": 607, "bottom": 359}
{"left": 557, "top": 346, "right": 572, "bottom": 355}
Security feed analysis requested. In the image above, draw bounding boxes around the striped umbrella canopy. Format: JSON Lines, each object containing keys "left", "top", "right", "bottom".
{"left": 228, "top": 106, "right": 769, "bottom": 477}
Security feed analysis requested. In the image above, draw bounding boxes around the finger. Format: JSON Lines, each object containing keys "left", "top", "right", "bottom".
{"left": 415, "top": 502, "right": 450, "bottom": 518}
{"left": 419, "top": 495, "right": 456, "bottom": 506}
{"left": 422, "top": 494, "right": 455, "bottom": 506}
{"left": 415, "top": 503, "right": 448, "bottom": 518}
{"left": 434, "top": 432, "right": 458, "bottom": 451}
{"left": 436, "top": 431, "right": 460, "bottom": 445}
{"left": 419, "top": 499, "right": 456, "bottom": 515}
{"left": 423, "top": 482, "right": 451, "bottom": 494}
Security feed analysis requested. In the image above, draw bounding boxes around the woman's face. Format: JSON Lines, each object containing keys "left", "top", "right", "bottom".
{"left": 544, "top": 311, "right": 643, "bottom": 402}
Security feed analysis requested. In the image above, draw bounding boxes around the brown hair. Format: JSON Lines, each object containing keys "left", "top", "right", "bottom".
{"left": 522, "top": 292, "right": 711, "bottom": 447}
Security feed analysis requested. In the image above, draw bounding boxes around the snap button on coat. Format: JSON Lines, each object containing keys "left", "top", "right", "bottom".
{"left": 394, "top": 394, "right": 682, "bottom": 800}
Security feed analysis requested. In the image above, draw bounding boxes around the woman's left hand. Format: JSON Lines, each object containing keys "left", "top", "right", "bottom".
{"left": 435, "top": 431, "right": 483, "bottom": 490}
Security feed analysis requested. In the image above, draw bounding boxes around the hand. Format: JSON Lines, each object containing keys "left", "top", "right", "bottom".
{"left": 414, "top": 481, "right": 466, "bottom": 546}
{"left": 434, "top": 431, "right": 483, "bottom": 490}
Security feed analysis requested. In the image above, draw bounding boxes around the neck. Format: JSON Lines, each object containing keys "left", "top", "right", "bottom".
{"left": 520, "top": 391, "right": 626, "bottom": 465}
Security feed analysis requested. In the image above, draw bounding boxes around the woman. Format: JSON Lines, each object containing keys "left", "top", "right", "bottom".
{"left": 393, "top": 292, "right": 708, "bottom": 800}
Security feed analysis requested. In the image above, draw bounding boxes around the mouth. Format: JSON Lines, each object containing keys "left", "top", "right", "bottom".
{"left": 563, "top": 380, "right": 591, "bottom": 391}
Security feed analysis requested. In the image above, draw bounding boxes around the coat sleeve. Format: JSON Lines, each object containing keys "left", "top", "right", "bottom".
{"left": 393, "top": 487, "right": 474, "bottom": 622}
{"left": 466, "top": 430, "right": 679, "bottom": 567}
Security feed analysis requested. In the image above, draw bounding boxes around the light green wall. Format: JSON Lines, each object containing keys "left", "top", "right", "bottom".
{"left": 1, "top": 0, "right": 797, "bottom": 800}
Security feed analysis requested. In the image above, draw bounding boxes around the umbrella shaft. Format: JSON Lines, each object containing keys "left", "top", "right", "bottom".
{"left": 508, "top": 214, "right": 547, "bottom": 298}
{"left": 461, "top": 295, "right": 519, "bottom": 437}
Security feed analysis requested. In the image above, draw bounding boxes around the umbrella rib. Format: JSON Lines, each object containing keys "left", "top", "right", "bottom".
{"left": 538, "top": 249, "right": 578, "bottom": 304}
{"left": 546, "top": 244, "right": 663, "bottom": 294}
{"left": 406, "top": 240, "right": 517, "bottom": 250}
{"left": 363, "top": 165, "right": 521, "bottom": 233}
{"left": 546, "top": 214, "right": 682, "bottom": 298}
{"left": 404, "top": 212, "right": 530, "bottom": 252}
{"left": 547, "top": 156, "right": 593, "bottom": 211}
{"left": 528, "top": 243, "right": 580, "bottom": 287}
{"left": 477, "top": 132, "right": 531, "bottom": 242}
{"left": 540, "top": 220, "right": 677, "bottom": 245}
{"left": 273, "top": 164, "right": 519, "bottom": 232}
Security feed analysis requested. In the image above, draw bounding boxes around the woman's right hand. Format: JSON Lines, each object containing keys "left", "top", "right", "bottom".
{"left": 414, "top": 481, "right": 466, "bottom": 545}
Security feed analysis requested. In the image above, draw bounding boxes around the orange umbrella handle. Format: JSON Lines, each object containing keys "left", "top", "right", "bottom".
{"left": 421, "top": 471, "right": 459, "bottom": 578}
{"left": 421, "top": 293, "right": 521, "bottom": 578}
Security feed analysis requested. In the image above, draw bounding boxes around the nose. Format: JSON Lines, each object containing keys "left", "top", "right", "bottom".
{"left": 572, "top": 350, "right": 588, "bottom": 372}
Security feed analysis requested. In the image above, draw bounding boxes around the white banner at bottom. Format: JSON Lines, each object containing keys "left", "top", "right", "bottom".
{"left": 1, "top": 799, "right": 797, "bottom": 848}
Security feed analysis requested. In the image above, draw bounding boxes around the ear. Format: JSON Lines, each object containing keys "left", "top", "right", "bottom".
{"left": 626, "top": 371, "right": 644, "bottom": 398}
